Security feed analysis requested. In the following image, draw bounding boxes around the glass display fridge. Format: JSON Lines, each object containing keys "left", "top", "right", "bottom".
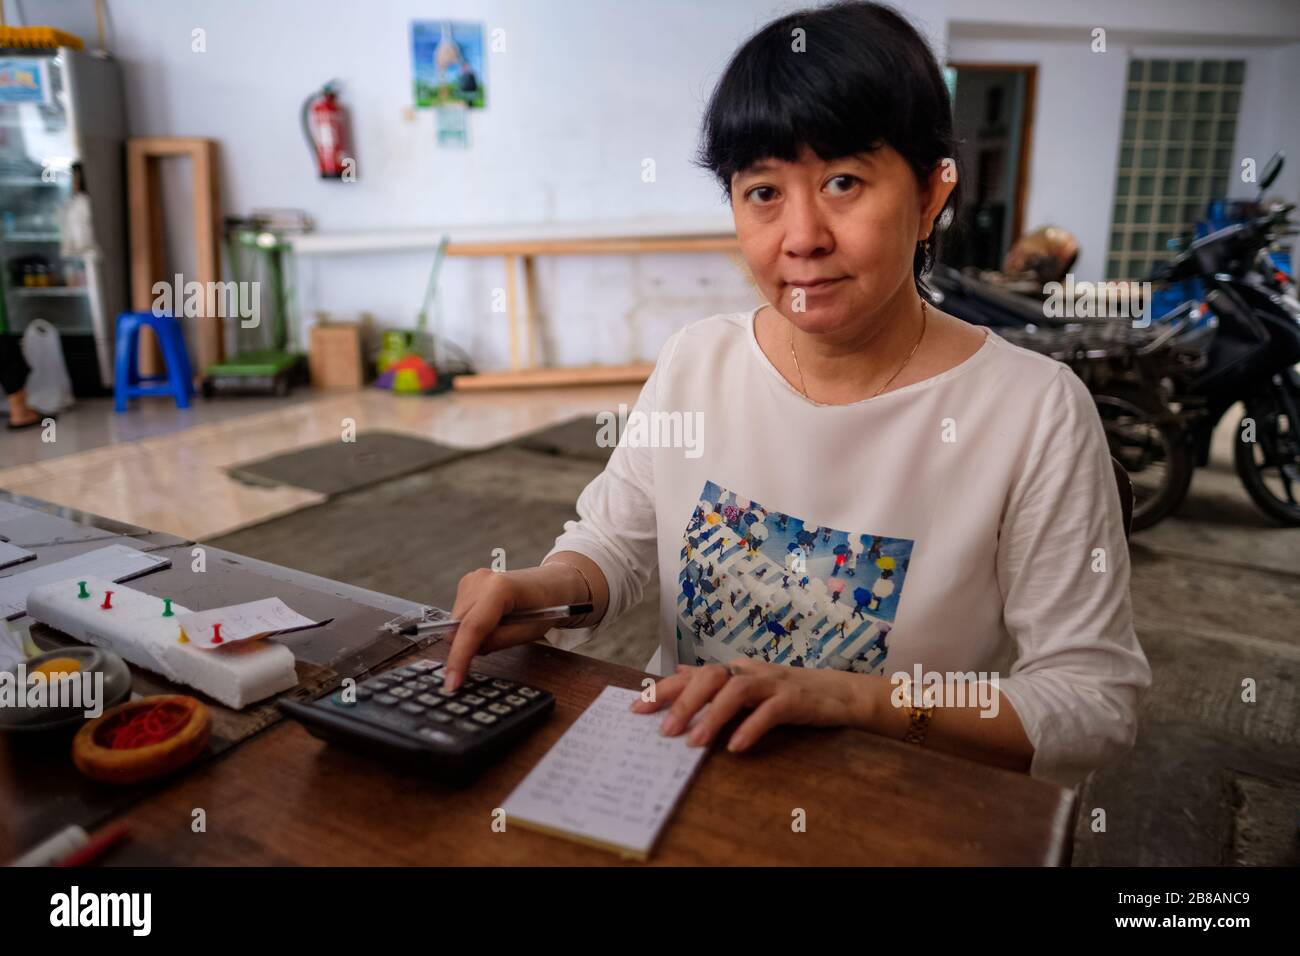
{"left": 0, "top": 47, "right": 126, "bottom": 395}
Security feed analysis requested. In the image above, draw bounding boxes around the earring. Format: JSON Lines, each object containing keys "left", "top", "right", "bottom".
{"left": 919, "top": 236, "right": 934, "bottom": 276}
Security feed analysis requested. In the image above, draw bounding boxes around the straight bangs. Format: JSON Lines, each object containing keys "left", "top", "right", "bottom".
{"left": 697, "top": 17, "right": 908, "bottom": 198}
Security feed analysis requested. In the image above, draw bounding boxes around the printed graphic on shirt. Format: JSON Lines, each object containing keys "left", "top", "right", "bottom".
{"left": 676, "top": 480, "right": 914, "bottom": 673}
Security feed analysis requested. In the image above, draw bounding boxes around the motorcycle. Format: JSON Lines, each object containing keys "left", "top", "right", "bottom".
{"left": 927, "top": 152, "right": 1300, "bottom": 529}
{"left": 1143, "top": 153, "right": 1300, "bottom": 526}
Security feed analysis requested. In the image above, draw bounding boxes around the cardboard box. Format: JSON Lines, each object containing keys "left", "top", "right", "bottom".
{"left": 309, "top": 319, "right": 363, "bottom": 389}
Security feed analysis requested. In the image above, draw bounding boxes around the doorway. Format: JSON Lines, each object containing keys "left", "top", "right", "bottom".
{"left": 945, "top": 63, "right": 1036, "bottom": 272}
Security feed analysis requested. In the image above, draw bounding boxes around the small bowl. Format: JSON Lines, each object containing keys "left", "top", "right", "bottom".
{"left": 0, "top": 646, "right": 133, "bottom": 737}
{"left": 72, "top": 695, "right": 211, "bottom": 784}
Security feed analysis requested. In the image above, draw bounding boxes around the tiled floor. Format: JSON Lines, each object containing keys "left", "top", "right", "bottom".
{"left": 0, "top": 390, "right": 318, "bottom": 468}
{"left": 0, "top": 385, "right": 640, "bottom": 541}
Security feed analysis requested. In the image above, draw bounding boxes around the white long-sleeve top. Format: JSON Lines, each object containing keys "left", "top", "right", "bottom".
{"left": 545, "top": 306, "right": 1151, "bottom": 788}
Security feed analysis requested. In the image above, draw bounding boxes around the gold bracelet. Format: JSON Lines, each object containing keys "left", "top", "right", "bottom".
{"left": 900, "top": 675, "right": 935, "bottom": 745}
{"left": 541, "top": 556, "right": 595, "bottom": 626}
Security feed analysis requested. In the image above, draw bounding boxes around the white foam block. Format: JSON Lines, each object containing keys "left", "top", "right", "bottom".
{"left": 159, "top": 638, "right": 298, "bottom": 711}
{"left": 25, "top": 576, "right": 298, "bottom": 709}
{"left": 26, "top": 575, "right": 189, "bottom": 679}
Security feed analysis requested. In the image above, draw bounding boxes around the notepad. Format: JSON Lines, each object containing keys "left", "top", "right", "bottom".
{"left": 501, "top": 685, "right": 709, "bottom": 860}
{"left": 0, "top": 543, "right": 170, "bottom": 619}
{"left": 0, "top": 541, "right": 36, "bottom": 571}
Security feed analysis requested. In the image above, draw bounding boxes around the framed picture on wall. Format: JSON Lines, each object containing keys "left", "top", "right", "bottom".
{"left": 412, "top": 20, "right": 486, "bottom": 109}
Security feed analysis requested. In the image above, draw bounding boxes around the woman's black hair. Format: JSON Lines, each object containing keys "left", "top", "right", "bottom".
{"left": 695, "top": 0, "right": 961, "bottom": 292}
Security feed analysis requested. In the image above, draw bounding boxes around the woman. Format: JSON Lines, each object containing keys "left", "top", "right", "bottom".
{"left": 444, "top": 0, "right": 1150, "bottom": 789}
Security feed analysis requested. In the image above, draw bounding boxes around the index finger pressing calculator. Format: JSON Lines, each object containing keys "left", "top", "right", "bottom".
{"left": 279, "top": 658, "right": 555, "bottom": 782}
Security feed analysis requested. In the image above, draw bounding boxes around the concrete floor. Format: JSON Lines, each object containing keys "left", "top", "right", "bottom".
{"left": 1072, "top": 409, "right": 1300, "bottom": 864}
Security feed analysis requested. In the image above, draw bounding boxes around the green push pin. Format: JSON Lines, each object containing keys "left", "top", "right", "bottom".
{"left": 77, "top": 580, "right": 90, "bottom": 599}
{"left": 161, "top": 598, "right": 174, "bottom": 617}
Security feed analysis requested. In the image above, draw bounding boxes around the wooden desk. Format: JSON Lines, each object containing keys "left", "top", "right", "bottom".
{"left": 111, "top": 639, "right": 1077, "bottom": 866}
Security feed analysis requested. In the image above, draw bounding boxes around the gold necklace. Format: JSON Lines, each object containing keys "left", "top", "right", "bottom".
{"left": 789, "top": 299, "right": 929, "bottom": 403}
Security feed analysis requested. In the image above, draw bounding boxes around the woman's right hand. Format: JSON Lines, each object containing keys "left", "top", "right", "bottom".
{"left": 442, "top": 560, "right": 599, "bottom": 691}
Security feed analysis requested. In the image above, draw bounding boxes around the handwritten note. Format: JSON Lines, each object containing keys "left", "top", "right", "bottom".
{"left": 501, "top": 685, "right": 709, "bottom": 860}
{"left": 176, "top": 598, "right": 328, "bottom": 649}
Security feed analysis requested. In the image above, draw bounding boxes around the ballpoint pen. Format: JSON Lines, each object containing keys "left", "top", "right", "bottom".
{"left": 395, "top": 602, "right": 594, "bottom": 637}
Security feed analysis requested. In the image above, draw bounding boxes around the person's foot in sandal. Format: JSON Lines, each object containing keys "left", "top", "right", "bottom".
{"left": 5, "top": 388, "right": 50, "bottom": 430}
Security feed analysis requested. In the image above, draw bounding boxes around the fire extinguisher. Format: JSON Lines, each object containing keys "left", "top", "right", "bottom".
{"left": 301, "top": 81, "right": 352, "bottom": 179}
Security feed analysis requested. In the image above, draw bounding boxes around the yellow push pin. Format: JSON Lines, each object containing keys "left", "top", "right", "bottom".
{"left": 177, "top": 627, "right": 190, "bottom": 644}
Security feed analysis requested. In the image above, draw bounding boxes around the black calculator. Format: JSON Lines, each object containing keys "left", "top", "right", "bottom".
{"left": 279, "top": 658, "right": 555, "bottom": 781}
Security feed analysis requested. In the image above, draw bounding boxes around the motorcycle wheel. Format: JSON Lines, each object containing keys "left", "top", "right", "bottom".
{"left": 1092, "top": 383, "right": 1194, "bottom": 532}
{"left": 1234, "top": 380, "right": 1300, "bottom": 526}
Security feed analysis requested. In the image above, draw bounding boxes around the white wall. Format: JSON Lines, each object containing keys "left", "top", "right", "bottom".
{"left": 950, "top": 0, "right": 1300, "bottom": 40}
{"left": 949, "top": 33, "right": 1300, "bottom": 280}
{"left": 16, "top": 0, "right": 1300, "bottom": 367}
{"left": 11, "top": 0, "right": 950, "bottom": 368}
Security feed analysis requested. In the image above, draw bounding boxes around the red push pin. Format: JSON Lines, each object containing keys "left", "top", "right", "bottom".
{"left": 210, "top": 623, "right": 223, "bottom": 645}
{"left": 100, "top": 590, "right": 114, "bottom": 610}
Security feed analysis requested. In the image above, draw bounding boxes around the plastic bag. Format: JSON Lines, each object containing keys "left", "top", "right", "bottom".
{"left": 59, "top": 193, "right": 98, "bottom": 257}
{"left": 0, "top": 618, "right": 34, "bottom": 673}
{"left": 20, "top": 319, "right": 75, "bottom": 414}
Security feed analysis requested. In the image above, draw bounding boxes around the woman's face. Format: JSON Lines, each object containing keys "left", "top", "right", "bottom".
{"left": 730, "top": 144, "right": 952, "bottom": 335}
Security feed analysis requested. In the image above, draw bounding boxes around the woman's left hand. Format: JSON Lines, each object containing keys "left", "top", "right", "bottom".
{"left": 630, "top": 657, "right": 869, "bottom": 752}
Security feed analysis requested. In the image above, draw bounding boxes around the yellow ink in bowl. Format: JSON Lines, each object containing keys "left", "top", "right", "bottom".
{"left": 29, "top": 657, "right": 83, "bottom": 680}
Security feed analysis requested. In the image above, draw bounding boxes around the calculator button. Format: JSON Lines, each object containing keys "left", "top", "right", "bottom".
{"left": 517, "top": 687, "right": 540, "bottom": 699}
{"left": 437, "top": 686, "right": 457, "bottom": 697}
{"left": 427, "top": 711, "right": 452, "bottom": 724}
{"left": 374, "top": 694, "right": 399, "bottom": 706}
{"left": 331, "top": 691, "right": 356, "bottom": 707}
{"left": 462, "top": 694, "right": 485, "bottom": 706}
{"left": 392, "top": 666, "right": 418, "bottom": 677}
{"left": 427, "top": 673, "right": 444, "bottom": 685}
{"left": 456, "top": 720, "right": 484, "bottom": 733}
{"left": 389, "top": 687, "right": 414, "bottom": 700}
{"left": 355, "top": 687, "right": 373, "bottom": 700}
{"left": 488, "top": 702, "right": 512, "bottom": 716}
{"left": 469, "top": 672, "right": 488, "bottom": 682}
{"left": 417, "top": 727, "right": 455, "bottom": 745}
{"left": 491, "top": 679, "right": 512, "bottom": 690}
{"left": 444, "top": 702, "right": 469, "bottom": 715}
{"left": 399, "top": 702, "right": 426, "bottom": 715}
{"left": 410, "top": 660, "right": 436, "bottom": 672}
{"left": 472, "top": 711, "right": 498, "bottom": 725}
{"left": 478, "top": 688, "right": 500, "bottom": 699}
{"left": 364, "top": 678, "right": 392, "bottom": 691}
{"left": 416, "top": 693, "right": 443, "bottom": 707}
{"left": 505, "top": 694, "right": 527, "bottom": 707}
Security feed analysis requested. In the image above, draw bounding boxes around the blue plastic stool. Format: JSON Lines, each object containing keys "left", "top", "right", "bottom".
{"left": 113, "top": 311, "right": 195, "bottom": 412}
